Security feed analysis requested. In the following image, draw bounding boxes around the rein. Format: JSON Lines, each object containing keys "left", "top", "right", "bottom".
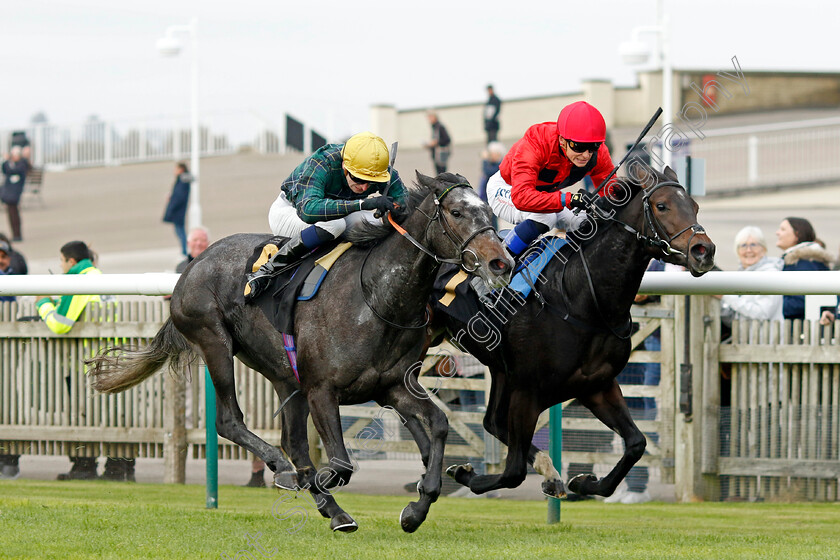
{"left": 359, "top": 182, "right": 492, "bottom": 330}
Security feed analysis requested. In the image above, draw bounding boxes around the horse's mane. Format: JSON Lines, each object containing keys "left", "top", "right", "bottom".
{"left": 343, "top": 175, "right": 461, "bottom": 247}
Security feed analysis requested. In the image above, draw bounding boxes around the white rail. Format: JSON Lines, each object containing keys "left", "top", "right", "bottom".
{"left": 0, "top": 271, "right": 839, "bottom": 296}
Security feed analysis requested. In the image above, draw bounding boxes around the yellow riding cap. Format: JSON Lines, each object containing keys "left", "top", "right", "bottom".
{"left": 342, "top": 132, "right": 391, "bottom": 183}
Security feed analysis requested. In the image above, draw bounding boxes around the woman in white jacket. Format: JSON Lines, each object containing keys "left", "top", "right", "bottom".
{"left": 721, "top": 226, "right": 783, "bottom": 321}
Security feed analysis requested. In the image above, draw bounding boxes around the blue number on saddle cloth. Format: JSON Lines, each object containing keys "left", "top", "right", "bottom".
{"left": 505, "top": 236, "right": 567, "bottom": 299}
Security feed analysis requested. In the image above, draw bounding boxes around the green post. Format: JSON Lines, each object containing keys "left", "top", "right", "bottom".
{"left": 547, "top": 404, "right": 562, "bottom": 524}
{"left": 205, "top": 366, "right": 218, "bottom": 509}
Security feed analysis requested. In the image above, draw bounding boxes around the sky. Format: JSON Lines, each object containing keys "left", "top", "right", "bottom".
{"left": 2, "top": 0, "right": 838, "bottom": 143}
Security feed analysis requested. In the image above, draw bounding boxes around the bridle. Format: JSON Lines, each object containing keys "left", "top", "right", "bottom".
{"left": 599, "top": 180, "right": 706, "bottom": 259}
{"left": 360, "top": 182, "right": 495, "bottom": 330}
{"left": 387, "top": 182, "right": 495, "bottom": 273}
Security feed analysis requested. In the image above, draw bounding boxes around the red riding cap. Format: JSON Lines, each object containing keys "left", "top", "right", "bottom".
{"left": 556, "top": 101, "right": 606, "bottom": 143}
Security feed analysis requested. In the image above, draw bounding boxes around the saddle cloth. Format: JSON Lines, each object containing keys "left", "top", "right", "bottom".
{"left": 246, "top": 238, "right": 353, "bottom": 334}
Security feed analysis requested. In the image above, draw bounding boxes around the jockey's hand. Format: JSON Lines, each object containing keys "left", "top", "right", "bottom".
{"left": 569, "top": 189, "right": 597, "bottom": 210}
{"left": 361, "top": 196, "right": 398, "bottom": 218}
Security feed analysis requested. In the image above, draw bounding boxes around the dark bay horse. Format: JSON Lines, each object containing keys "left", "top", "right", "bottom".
{"left": 87, "top": 172, "right": 512, "bottom": 533}
{"left": 438, "top": 166, "right": 716, "bottom": 499}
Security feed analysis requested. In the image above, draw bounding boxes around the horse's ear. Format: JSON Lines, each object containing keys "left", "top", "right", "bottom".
{"left": 626, "top": 159, "right": 657, "bottom": 189}
{"left": 415, "top": 170, "right": 435, "bottom": 189}
{"left": 662, "top": 165, "right": 679, "bottom": 183}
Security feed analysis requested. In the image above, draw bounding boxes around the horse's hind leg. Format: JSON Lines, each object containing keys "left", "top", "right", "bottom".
{"left": 378, "top": 384, "right": 448, "bottom": 534}
{"left": 566, "top": 380, "right": 646, "bottom": 498}
{"left": 277, "top": 391, "right": 358, "bottom": 533}
{"left": 198, "top": 333, "right": 294, "bottom": 474}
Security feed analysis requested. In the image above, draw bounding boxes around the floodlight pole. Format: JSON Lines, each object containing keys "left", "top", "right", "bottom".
{"left": 158, "top": 18, "right": 202, "bottom": 229}
{"left": 622, "top": 3, "right": 672, "bottom": 170}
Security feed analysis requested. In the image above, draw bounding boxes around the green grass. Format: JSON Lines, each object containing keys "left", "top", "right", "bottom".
{"left": 0, "top": 481, "right": 839, "bottom": 559}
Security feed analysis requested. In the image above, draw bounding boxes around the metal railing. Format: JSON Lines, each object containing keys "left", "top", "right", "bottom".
{"left": 0, "top": 112, "right": 302, "bottom": 170}
{"left": 692, "top": 116, "right": 840, "bottom": 193}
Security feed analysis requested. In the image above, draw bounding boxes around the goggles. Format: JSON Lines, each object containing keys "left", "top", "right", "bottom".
{"left": 566, "top": 139, "right": 602, "bottom": 154}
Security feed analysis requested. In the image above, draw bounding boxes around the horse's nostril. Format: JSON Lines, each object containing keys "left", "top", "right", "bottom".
{"left": 491, "top": 258, "right": 509, "bottom": 273}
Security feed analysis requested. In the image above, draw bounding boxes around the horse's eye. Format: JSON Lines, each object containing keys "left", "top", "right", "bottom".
{"left": 656, "top": 203, "right": 666, "bottom": 211}
{"left": 451, "top": 210, "right": 462, "bottom": 218}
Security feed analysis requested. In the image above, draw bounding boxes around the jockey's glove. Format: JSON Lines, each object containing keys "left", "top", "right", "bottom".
{"left": 361, "top": 196, "right": 398, "bottom": 218}
{"left": 569, "top": 189, "right": 597, "bottom": 210}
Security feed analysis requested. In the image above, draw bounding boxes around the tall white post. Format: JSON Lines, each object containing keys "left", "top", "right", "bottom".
{"left": 188, "top": 18, "right": 202, "bottom": 230}
{"left": 660, "top": 6, "right": 673, "bottom": 170}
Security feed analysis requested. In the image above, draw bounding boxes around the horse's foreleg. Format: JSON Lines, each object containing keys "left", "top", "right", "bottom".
{"left": 277, "top": 391, "right": 357, "bottom": 533}
{"left": 204, "top": 345, "right": 294, "bottom": 474}
{"left": 567, "top": 381, "right": 645, "bottom": 498}
{"left": 450, "top": 390, "right": 539, "bottom": 495}
{"left": 379, "top": 385, "right": 448, "bottom": 534}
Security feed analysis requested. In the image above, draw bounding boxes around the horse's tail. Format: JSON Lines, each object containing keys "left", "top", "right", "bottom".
{"left": 86, "top": 318, "right": 195, "bottom": 394}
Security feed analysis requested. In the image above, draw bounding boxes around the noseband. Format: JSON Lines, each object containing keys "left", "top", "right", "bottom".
{"left": 388, "top": 182, "right": 495, "bottom": 273}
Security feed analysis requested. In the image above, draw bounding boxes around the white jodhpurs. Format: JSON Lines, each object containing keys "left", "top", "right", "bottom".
{"left": 485, "top": 171, "right": 588, "bottom": 232}
{"left": 267, "top": 191, "right": 380, "bottom": 237}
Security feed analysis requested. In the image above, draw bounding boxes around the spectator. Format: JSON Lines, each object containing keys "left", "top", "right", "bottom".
{"left": 176, "top": 226, "right": 210, "bottom": 273}
{"left": 775, "top": 217, "right": 832, "bottom": 320}
{"left": 486, "top": 101, "right": 615, "bottom": 257}
{"left": 163, "top": 162, "right": 192, "bottom": 257}
{"left": 720, "top": 226, "right": 783, "bottom": 323}
{"left": 483, "top": 85, "right": 502, "bottom": 144}
{"left": 0, "top": 243, "right": 16, "bottom": 477}
{"left": 0, "top": 240, "right": 15, "bottom": 303}
{"left": 1, "top": 146, "right": 30, "bottom": 241}
{"left": 37, "top": 241, "right": 134, "bottom": 481}
{"left": 246, "top": 132, "right": 407, "bottom": 300}
{"left": 0, "top": 233, "right": 27, "bottom": 274}
{"left": 478, "top": 142, "right": 506, "bottom": 205}
{"left": 425, "top": 112, "right": 451, "bottom": 175}
{"left": 0, "top": 237, "right": 28, "bottom": 479}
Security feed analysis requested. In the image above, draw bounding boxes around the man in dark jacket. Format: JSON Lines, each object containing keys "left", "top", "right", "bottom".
{"left": 483, "top": 85, "right": 502, "bottom": 144}
{"left": 163, "top": 162, "right": 192, "bottom": 256}
{"left": 425, "top": 112, "right": 451, "bottom": 175}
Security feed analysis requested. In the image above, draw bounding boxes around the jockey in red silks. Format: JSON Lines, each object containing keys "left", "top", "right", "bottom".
{"left": 485, "top": 101, "right": 615, "bottom": 256}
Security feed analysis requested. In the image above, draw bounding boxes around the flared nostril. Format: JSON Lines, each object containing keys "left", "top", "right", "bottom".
{"left": 490, "top": 258, "right": 509, "bottom": 273}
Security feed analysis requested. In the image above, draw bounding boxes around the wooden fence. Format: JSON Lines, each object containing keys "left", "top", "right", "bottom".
{"left": 1, "top": 296, "right": 837, "bottom": 501}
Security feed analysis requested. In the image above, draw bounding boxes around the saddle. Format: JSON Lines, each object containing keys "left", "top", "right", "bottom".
{"left": 246, "top": 237, "right": 353, "bottom": 333}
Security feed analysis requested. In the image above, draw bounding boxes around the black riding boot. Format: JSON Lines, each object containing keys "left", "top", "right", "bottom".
{"left": 244, "top": 234, "right": 313, "bottom": 300}
{"left": 57, "top": 457, "right": 98, "bottom": 480}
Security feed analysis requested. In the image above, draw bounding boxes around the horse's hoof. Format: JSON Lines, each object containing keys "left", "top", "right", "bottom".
{"left": 445, "top": 463, "right": 473, "bottom": 486}
{"left": 567, "top": 473, "right": 597, "bottom": 495}
{"left": 330, "top": 513, "right": 358, "bottom": 533}
{"left": 399, "top": 502, "right": 425, "bottom": 533}
{"left": 541, "top": 478, "right": 567, "bottom": 498}
{"left": 274, "top": 470, "right": 300, "bottom": 491}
